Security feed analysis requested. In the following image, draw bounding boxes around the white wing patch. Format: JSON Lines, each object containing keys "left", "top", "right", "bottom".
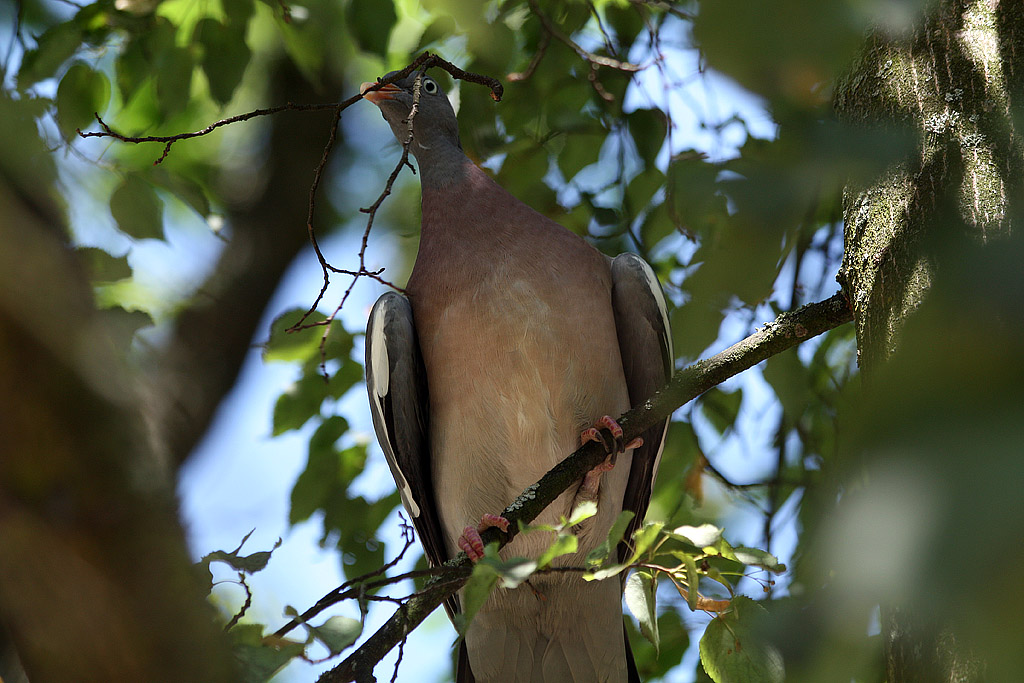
{"left": 367, "top": 299, "right": 421, "bottom": 519}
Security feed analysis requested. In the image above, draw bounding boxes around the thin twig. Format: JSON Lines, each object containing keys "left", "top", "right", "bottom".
{"left": 526, "top": 0, "right": 643, "bottom": 72}
{"left": 274, "top": 517, "right": 419, "bottom": 639}
{"left": 223, "top": 572, "right": 253, "bottom": 631}
{"left": 78, "top": 104, "right": 342, "bottom": 164}
{"left": 508, "top": 32, "right": 551, "bottom": 82}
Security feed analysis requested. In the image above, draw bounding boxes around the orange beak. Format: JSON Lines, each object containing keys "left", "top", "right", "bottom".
{"left": 360, "top": 81, "right": 403, "bottom": 105}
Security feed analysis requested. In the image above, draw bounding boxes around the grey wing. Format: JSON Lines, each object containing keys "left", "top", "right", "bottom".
{"left": 609, "top": 253, "right": 674, "bottom": 561}
{"left": 365, "top": 292, "right": 457, "bottom": 616}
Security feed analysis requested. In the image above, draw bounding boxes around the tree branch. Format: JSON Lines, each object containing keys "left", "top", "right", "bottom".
{"left": 317, "top": 290, "right": 853, "bottom": 682}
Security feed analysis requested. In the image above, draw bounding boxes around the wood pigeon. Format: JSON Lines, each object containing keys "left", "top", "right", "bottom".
{"left": 362, "top": 71, "right": 672, "bottom": 683}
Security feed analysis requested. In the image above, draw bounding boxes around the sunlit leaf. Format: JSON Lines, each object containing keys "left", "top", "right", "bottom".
{"left": 625, "top": 570, "right": 659, "bottom": 652}
{"left": 536, "top": 533, "right": 577, "bottom": 569}
{"left": 733, "top": 547, "right": 786, "bottom": 574}
{"left": 670, "top": 523, "right": 723, "bottom": 548}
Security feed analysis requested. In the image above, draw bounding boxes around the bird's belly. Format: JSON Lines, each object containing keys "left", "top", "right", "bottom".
{"left": 420, "top": 278, "right": 631, "bottom": 562}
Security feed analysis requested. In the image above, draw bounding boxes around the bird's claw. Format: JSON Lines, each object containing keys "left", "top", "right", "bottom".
{"left": 579, "top": 416, "right": 644, "bottom": 496}
{"left": 457, "top": 513, "right": 510, "bottom": 562}
{"left": 581, "top": 416, "right": 642, "bottom": 460}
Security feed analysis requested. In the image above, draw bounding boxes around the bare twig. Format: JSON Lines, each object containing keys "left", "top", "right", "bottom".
{"left": 508, "top": 32, "right": 551, "bottom": 82}
{"left": 78, "top": 104, "right": 342, "bottom": 164}
{"left": 273, "top": 517, "right": 418, "bottom": 639}
{"left": 222, "top": 572, "right": 253, "bottom": 631}
{"left": 316, "top": 291, "right": 853, "bottom": 682}
{"left": 526, "top": 0, "right": 643, "bottom": 73}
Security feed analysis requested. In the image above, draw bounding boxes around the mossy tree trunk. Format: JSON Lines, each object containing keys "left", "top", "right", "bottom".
{"left": 835, "top": 1, "right": 1024, "bottom": 680}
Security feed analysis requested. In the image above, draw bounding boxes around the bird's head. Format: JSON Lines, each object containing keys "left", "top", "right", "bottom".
{"left": 360, "top": 71, "right": 462, "bottom": 158}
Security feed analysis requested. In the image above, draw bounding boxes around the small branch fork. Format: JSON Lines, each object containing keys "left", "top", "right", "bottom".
{"left": 309, "top": 291, "right": 853, "bottom": 683}
{"left": 75, "top": 52, "right": 503, "bottom": 374}
{"left": 517, "top": 0, "right": 645, "bottom": 101}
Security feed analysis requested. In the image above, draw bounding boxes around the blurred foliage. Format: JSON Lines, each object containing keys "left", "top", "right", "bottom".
{"left": 5, "top": 0, "right": 1021, "bottom": 680}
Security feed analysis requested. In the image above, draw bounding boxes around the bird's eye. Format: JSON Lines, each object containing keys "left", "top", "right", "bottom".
{"left": 422, "top": 78, "right": 438, "bottom": 94}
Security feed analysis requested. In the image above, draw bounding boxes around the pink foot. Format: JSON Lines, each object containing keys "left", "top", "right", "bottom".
{"left": 580, "top": 416, "right": 643, "bottom": 456}
{"left": 457, "top": 513, "right": 510, "bottom": 562}
{"left": 579, "top": 416, "right": 644, "bottom": 496}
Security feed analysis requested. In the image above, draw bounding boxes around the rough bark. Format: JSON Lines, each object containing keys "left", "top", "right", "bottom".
{"left": 835, "top": 1, "right": 1024, "bottom": 680}
{"left": 0, "top": 179, "right": 235, "bottom": 682}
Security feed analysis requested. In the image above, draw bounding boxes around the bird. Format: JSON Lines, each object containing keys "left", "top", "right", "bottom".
{"left": 362, "top": 70, "right": 673, "bottom": 683}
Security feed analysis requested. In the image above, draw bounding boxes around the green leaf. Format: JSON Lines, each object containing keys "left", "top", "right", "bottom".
{"left": 264, "top": 309, "right": 328, "bottom": 363}
{"left": 700, "top": 597, "right": 784, "bottom": 683}
{"left": 626, "top": 168, "right": 665, "bottom": 215}
{"left": 536, "top": 533, "right": 578, "bottom": 569}
{"left": 625, "top": 570, "right": 659, "bottom": 652}
{"left": 56, "top": 62, "right": 110, "bottom": 139}
{"left": 200, "top": 534, "right": 282, "bottom": 575}
{"left": 762, "top": 349, "right": 810, "bottom": 424}
{"left": 273, "top": 374, "right": 330, "bottom": 435}
{"left": 150, "top": 168, "right": 211, "bottom": 218}
{"left": 195, "top": 18, "right": 250, "bottom": 105}
{"left": 626, "top": 520, "right": 664, "bottom": 564}
{"left": 18, "top": 21, "right": 83, "bottom": 90}
{"left": 222, "top": 0, "right": 255, "bottom": 27}
{"left": 670, "top": 523, "right": 723, "bottom": 549}
{"left": 733, "top": 547, "right": 786, "bottom": 574}
{"left": 627, "top": 107, "right": 667, "bottom": 164}
{"left": 567, "top": 500, "right": 598, "bottom": 526}
{"left": 700, "top": 387, "right": 743, "bottom": 435}
{"left": 478, "top": 556, "right": 537, "bottom": 590}
{"left": 110, "top": 174, "right": 164, "bottom": 240}
{"left": 155, "top": 46, "right": 194, "bottom": 118}
{"left": 77, "top": 247, "right": 131, "bottom": 282}
{"left": 415, "top": 15, "right": 457, "bottom": 52}
{"left": 556, "top": 132, "right": 603, "bottom": 181}
{"left": 289, "top": 422, "right": 346, "bottom": 523}
{"left": 456, "top": 562, "right": 500, "bottom": 635}
{"left": 346, "top": 0, "right": 396, "bottom": 58}
{"left": 585, "top": 562, "right": 630, "bottom": 581}
{"left": 683, "top": 553, "right": 700, "bottom": 611}
{"left": 229, "top": 623, "right": 305, "bottom": 683}
{"left": 115, "top": 36, "right": 150, "bottom": 102}
{"left": 308, "top": 616, "right": 361, "bottom": 655}
{"left": 586, "top": 509, "right": 634, "bottom": 566}
{"left": 99, "top": 307, "right": 154, "bottom": 351}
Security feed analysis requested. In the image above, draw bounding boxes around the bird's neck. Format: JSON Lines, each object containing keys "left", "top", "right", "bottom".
{"left": 414, "top": 139, "right": 474, "bottom": 191}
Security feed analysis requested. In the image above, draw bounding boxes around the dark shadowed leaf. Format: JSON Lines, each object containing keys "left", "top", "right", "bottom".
{"left": 77, "top": 247, "right": 131, "bottom": 282}
{"left": 346, "top": 0, "right": 397, "bottom": 58}
{"left": 17, "top": 21, "right": 83, "bottom": 90}
{"left": 195, "top": 18, "right": 250, "bottom": 105}
{"left": 56, "top": 62, "right": 110, "bottom": 139}
{"left": 700, "top": 597, "right": 784, "bottom": 683}
{"left": 700, "top": 387, "right": 743, "bottom": 435}
{"left": 110, "top": 174, "right": 164, "bottom": 240}
{"left": 308, "top": 616, "right": 361, "bottom": 655}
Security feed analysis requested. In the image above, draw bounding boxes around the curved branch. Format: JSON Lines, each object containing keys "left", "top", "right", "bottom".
{"left": 317, "top": 290, "right": 853, "bottom": 682}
